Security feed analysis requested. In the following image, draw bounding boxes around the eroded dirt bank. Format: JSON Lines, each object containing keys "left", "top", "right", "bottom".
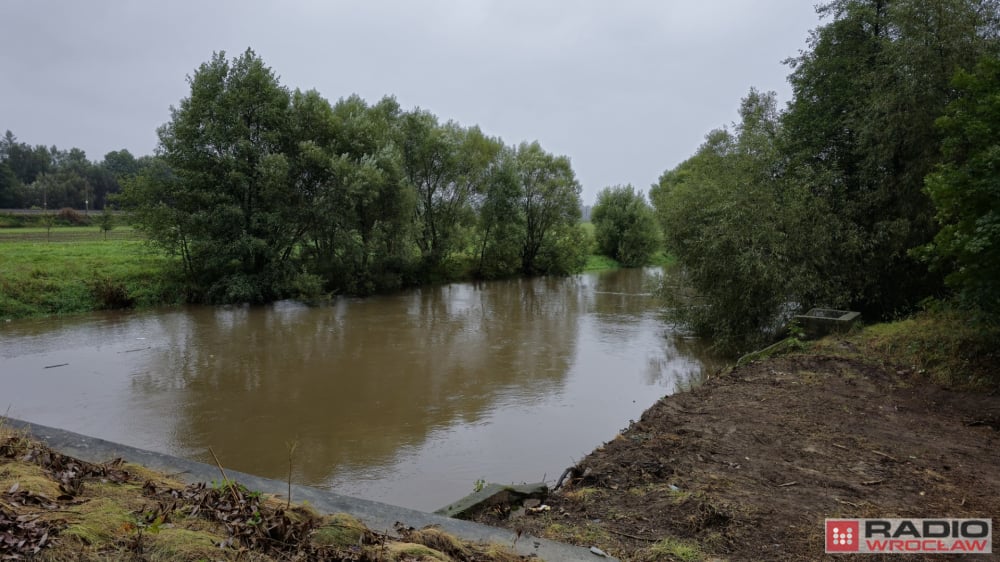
{"left": 476, "top": 347, "right": 1000, "bottom": 561}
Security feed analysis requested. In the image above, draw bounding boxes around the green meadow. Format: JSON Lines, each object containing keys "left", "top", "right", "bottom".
{"left": 0, "top": 237, "right": 183, "bottom": 319}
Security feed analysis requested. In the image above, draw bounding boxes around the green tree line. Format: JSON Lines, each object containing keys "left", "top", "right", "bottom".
{"left": 120, "top": 49, "right": 586, "bottom": 302}
{"left": 651, "top": 0, "right": 1000, "bottom": 353}
{"left": 0, "top": 131, "right": 148, "bottom": 211}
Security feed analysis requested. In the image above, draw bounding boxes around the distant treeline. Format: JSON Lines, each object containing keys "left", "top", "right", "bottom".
{"left": 650, "top": 0, "right": 1000, "bottom": 353}
{"left": 0, "top": 132, "right": 148, "bottom": 211}
{"left": 115, "top": 50, "right": 590, "bottom": 302}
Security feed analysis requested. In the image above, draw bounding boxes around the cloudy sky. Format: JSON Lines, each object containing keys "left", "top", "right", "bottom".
{"left": 1, "top": 1, "right": 822, "bottom": 204}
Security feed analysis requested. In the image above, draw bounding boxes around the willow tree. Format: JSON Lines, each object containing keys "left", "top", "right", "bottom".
{"left": 401, "top": 110, "right": 502, "bottom": 274}
{"left": 514, "top": 141, "right": 586, "bottom": 275}
{"left": 782, "top": 0, "right": 999, "bottom": 316}
{"left": 922, "top": 56, "right": 1000, "bottom": 314}
{"left": 125, "top": 49, "right": 308, "bottom": 302}
{"left": 652, "top": 90, "right": 840, "bottom": 354}
{"left": 591, "top": 185, "right": 660, "bottom": 267}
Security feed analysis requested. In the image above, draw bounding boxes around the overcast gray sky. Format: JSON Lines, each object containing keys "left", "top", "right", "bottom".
{"left": 1, "top": 1, "right": 821, "bottom": 205}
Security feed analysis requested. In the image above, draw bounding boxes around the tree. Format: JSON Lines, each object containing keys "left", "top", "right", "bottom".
{"left": 124, "top": 49, "right": 304, "bottom": 303}
{"left": 400, "top": 111, "right": 501, "bottom": 273}
{"left": 652, "top": 90, "right": 841, "bottom": 354}
{"left": 98, "top": 208, "right": 115, "bottom": 240}
{"left": 514, "top": 141, "right": 584, "bottom": 274}
{"left": 473, "top": 146, "right": 524, "bottom": 278}
{"left": 0, "top": 130, "right": 16, "bottom": 159}
{"left": 4, "top": 141, "right": 51, "bottom": 186}
{"left": 591, "top": 185, "right": 660, "bottom": 267}
{"left": 921, "top": 56, "right": 1000, "bottom": 314}
{"left": 0, "top": 162, "right": 20, "bottom": 208}
{"left": 39, "top": 213, "right": 55, "bottom": 241}
{"left": 782, "top": 0, "right": 999, "bottom": 317}
{"left": 313, "top": 94, "right": 416, "bottom": 293}
{"left": 119, "top": 50, "right": 593, "bottom": 302}
{"left": 101, "top": 149, "right": 141, "bottom": 180}
{"left": 25, "top": 170, "right": 89, "bottom": 210}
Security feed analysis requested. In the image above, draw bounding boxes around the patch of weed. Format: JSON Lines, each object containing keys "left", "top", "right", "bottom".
{"left": 647, "top": 536, "right": 705, "bottom": 561}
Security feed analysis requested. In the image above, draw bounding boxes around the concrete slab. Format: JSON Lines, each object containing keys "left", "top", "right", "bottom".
{"left": 793, "top": 308, "right": 861, "bottom": 339}
{"left": 434, "top": 482, "right": 548, "bottom": 518}
{"left": 3, "top": 417, "right": 614, "bottom": 561}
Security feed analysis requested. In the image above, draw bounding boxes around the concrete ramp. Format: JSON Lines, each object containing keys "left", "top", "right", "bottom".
{"left": 3, "top": 418, "right": 614, "bottom": 561}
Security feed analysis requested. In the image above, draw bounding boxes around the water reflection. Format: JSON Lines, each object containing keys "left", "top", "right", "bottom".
{"left": 0, "top": 268, "right": 717, "bottom": 510}
{"left": 129, "top": 277, "right": 580, "bottom": 484}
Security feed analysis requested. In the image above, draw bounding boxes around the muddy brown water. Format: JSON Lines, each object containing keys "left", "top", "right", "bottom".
{"left": 0, "top": 268, "right": 717, "bottom": 511}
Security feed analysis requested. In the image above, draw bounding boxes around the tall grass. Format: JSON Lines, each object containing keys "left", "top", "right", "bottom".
{"left": 813, "top": 308, "right": 1000, "bottom": 390}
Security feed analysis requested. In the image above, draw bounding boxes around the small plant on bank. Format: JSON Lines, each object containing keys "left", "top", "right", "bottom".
{"left": 98, "top": 209, "right": 115, "bottom": 240}
{"left": 39, "top": 213, "right": 55, "bottom": 242}
{"left": 786, "top": 319, "right": 806, "bottom": 341}
{"left": 89, "top": 276, "right": 135, "bottom": 310}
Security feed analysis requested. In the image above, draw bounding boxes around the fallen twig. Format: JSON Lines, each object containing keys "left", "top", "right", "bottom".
{"left": 777, "top": 481, "right": 798, "bottom": 487}
{"left": 285, "top": 439, "right": 298, "bottom": 510}
{"left": 207, "top": 446, "right": 240, "bottom": 504}
{"left": 832, "top": 444, "right": 849, "bottom": 451}
{"left": 43, "top": 363, "right": 68, "bottom": 369}
{"left": 872, "top": 450, "right": 897, "bottom": 461}
{"left": 607, "top": 528, "right": 659, "bottom": 542}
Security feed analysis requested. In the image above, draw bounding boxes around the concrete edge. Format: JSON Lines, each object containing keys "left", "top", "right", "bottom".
{"left": 2, "top": 417, "right": 615, "bottom": 561}
{"left": 434, "top": 482, "right": 548, "bottom": 518}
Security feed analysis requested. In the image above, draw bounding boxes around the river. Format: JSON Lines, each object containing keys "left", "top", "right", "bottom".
{"left": 0, "top": 267, "right": 716, "bottom": 511}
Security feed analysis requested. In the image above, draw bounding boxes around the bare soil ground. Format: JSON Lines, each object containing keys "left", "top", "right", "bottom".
{"left": 474, "top": 345, "right": 1000, "bottom": 561}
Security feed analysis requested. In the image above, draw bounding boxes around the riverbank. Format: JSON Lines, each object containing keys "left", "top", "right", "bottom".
{"left": 0, "top": 223, "right": 672, "bottom": 320}
{"left": 0, "top": 419, "right": 544, "bottom": 561}
{"left": 472, "top": 311, "right": 1000, "bottom": 561}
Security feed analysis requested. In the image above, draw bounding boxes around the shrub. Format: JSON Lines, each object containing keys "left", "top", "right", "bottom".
{"left": 89, "top": 276, "right": 135, "bottom": 310}
{"left": 57, "top": 207, "right": 88, "bottom": 225}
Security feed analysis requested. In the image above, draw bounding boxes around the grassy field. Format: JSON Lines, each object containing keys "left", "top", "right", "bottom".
{"left": 580, "top": 221, "right": 675, "bottom": 271}
{"left": 0, "top": 225, "right": 140, "bottom": 243}
{"left": 0, "top": 226, "right": 133, "bottom": 234}
{"left": 0, "top": 237, "right": 182, "bottom": 319}
{"left": 583, "top": 254, "right": 620, "bottom": 271}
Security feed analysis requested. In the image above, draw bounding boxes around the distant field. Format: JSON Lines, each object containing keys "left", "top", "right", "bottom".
{"left": 0, "top": 238, "right": 182, "bottom": 319}
{"left": 0, "top": 226, "right": 140, "bottom": 243}
{"left": 584, "top": 254, "right": 620, "bottom": 271}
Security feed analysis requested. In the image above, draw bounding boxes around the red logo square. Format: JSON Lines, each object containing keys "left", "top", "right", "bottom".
{"left": 826, "top": 520, "right": 860, "bottom": 552}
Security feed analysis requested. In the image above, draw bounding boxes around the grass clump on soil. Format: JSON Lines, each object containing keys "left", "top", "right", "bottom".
{"left": 312, "top": 513, "right": 369, "bottom": 548}
{"left": 0, "top": 422, "right": 529, "bottom": 561}
{"left": 645, "top": 536, "right": 705, "bottom": 562}
{"left": 0, "top": 238, "right": 184, "bottom": 319}
{"left": 385, "top": 542, "right": 450, "bottom": 561}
